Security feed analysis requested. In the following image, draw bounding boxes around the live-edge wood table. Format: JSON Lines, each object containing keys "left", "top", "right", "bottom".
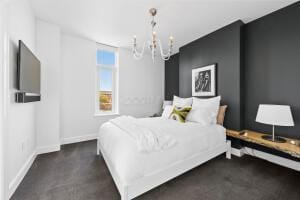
{"left": 226, "top": 129, "right": 300, "bottom": 159}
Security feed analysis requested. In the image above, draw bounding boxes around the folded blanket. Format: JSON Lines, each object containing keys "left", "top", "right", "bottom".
{"left": 110, "top": 116, "right": 177, "bottom": 153}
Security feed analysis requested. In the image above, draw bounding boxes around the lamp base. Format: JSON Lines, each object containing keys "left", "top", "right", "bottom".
{"left": 261, "top": 135, "right": 286, "bottom": 143}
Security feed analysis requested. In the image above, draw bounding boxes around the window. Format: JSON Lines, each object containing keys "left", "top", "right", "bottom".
{"left": 95, "top": 45, "right": 118, "bottom": 115}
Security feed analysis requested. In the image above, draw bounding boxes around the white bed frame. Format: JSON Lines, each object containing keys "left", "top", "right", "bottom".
{"left": 97, "top": 139, "right": 231, "bottom": 200}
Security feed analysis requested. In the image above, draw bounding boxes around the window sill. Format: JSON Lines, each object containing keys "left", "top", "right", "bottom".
{"left": 94, "top": 112, "right": 120, "bottom": 117}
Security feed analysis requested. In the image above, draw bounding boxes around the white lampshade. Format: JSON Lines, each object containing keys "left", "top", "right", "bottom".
{"left": 256, "top": 104, "right": 294, "bottom": 126}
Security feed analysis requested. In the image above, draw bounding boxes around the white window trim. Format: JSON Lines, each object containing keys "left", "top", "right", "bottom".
{"left": 94, "top": 44, "right": 119, "bottom": 116}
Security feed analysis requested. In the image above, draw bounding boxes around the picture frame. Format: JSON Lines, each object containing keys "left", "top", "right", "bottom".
{"left": 192, "top": 64, "right": 217, "bottom": 97}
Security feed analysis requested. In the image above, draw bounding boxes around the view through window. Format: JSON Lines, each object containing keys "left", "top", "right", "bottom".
{"left": 96, "top": 46, "right": 118, "bottom": 114}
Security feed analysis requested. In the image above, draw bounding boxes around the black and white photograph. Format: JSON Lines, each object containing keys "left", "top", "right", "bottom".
{"left": 192, "top": 64, "right": 216, "bottom": 96}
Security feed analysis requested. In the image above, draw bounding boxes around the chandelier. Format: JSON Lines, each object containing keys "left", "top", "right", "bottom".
{"left": 132, "top": 8, "right": 174, "bottom": 61}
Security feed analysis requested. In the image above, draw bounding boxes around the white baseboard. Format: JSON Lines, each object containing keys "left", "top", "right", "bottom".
{"left": 8, "top": 151, "right": 36, "bottom": 199}
{"left": 8, "top": 134, "right": 97, "bottom": 199}
{"left": 36, "top": 144, "right": 61, "bottom": 155}
{"left": 231, "top": 147, "right": 300, "bottom": 171}
{"left": 243, "top": 147, "right": 300, "bottom": 171}
{"left": 60, "top": 133, "right": 97, "bottom": 145}
{"left": 231, "top": 147, "right": 244, "bottom": 157}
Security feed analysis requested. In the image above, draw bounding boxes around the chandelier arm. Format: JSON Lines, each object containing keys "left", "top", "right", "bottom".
{"left": 133, "top": 42, "right": 146, "bottom": 59}
{"left": 158, "top": 39, "right": 172, "bottom": 60}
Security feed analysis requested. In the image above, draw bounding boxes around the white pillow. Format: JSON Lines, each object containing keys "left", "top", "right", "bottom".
{"left": 191, "top": 96, "right": 221, "bottom": 124}
{"left": 163, "top": 100, "right": 173, "bottom": 108}
{"left": 161, "top": 105, "right": 173, "bottom": 118}
{"left": 186, "top": 107, "right": 214, "bottom": 125}
{"left": 173, "top": 96, "right": 193, "bottom": 107}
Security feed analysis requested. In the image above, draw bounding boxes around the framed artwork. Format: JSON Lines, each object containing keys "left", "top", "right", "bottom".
{"left": 192, "top": 64, "right": 217, "bottom": 97}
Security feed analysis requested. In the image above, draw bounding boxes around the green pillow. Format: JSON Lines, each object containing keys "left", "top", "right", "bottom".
{"left": 169, "top": 106, "right": 192, "bottom": 123}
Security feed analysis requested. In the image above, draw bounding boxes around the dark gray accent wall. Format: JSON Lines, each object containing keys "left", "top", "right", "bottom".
{"left": 164, "top": 2, "right": 300, "bottom": 159}
{"left": 165, "top": 53, "right": 179, "bottom": 100}
{"left": 165, "top": 2, "right": 300, "bottom": 139}
{"left": 244, "top": 2, "right": 300, "bottom": 139}
{"left": 178, "top": 21, "right": 244, "bottom": 130}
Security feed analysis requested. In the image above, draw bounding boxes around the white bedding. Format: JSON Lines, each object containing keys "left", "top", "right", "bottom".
{"left": 109, "top": 116, "right": 176, "bottom": 152}
{"left": 98, "top": 117, "right": 226, "bottom": 186}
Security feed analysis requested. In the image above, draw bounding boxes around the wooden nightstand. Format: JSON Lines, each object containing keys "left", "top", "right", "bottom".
{"left": 226, "top": 129, "right": 300, "bottom": 159}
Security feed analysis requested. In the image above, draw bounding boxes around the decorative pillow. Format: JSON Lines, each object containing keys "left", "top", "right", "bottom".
{"left": 186, "top": 107, "right": 214, "bottom": 125}
{"left": 161, "top": 105, "right": 174, "bottom": 118}
{"left": 217, "top": 105, "right": 228, "bottom": 125}
{"left": 173, "top": 96, "right": 193, "bottom": 107}
{"left": 192, "top": 96, "right": 221, "bottom": 124}
{"left": 169, "top": 106, "right": 192, "bottom": 123}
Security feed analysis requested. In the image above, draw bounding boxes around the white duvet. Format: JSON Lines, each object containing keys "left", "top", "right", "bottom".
{"left": 98, "top": 117, "right": 226, "bottom": 185}
{"left": 110, "top": 116, "right": 177, "bottom": 152}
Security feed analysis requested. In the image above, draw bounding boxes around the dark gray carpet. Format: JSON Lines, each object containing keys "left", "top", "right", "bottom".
{"left": 11, "top": 140, "right": 300, "bottom": 200}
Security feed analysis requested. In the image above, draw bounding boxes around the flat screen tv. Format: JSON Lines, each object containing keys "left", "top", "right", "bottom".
{"left": 17, "top": 40, "right": 41, "bottom": 94}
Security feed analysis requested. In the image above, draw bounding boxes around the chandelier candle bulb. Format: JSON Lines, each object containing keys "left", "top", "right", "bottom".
{"left": 169, "top": 36, "right": 174, "bottom": 45}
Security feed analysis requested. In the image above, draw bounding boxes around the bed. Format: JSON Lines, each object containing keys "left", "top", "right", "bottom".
{"left": 97, "top": 117, "right": 231, "bottom": 200}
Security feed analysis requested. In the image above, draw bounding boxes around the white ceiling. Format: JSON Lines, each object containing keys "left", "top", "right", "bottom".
{"left": 29, "top": 0, "right": 297, "bottom": 53}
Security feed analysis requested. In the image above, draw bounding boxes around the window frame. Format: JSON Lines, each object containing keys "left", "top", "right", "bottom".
{"left": 95, "top": 44, "right": 119, "bottom": 116}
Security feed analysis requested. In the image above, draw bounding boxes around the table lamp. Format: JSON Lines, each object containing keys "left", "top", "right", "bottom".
{"left": 255, "top": 104, "right": 294, "bottom": 143}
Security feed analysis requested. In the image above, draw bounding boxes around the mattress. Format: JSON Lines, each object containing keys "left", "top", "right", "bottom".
{"left": 98, "top": 117, "right": 226, "bottom": 185}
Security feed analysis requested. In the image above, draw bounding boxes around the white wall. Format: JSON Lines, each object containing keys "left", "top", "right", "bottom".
{"left": 60, "top": 34, "right": 113, "bottom": 142}
{"left": 0, "top": 2, "right": 7, "bottom": 199}
{"left": 35, "top": 19, "right": 61, "bottom": 153}
{"left": 3, "top": 0, "right": 36, "bottom": 198}
{"left": 60, "top": 34, "right": 164, "bottom": 142}
{"left": 119, "top": 48, "right": 164, "bottom": 117}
